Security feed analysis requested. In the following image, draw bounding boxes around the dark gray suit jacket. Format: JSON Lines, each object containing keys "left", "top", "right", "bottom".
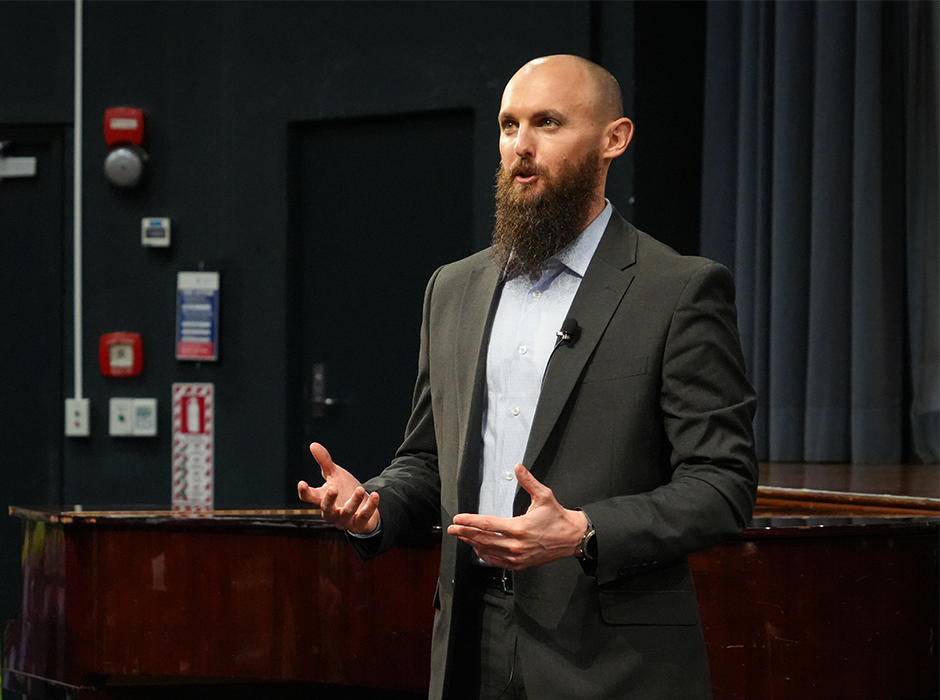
{"left": 358, "top": 211, "right": 758, "bottom": 699}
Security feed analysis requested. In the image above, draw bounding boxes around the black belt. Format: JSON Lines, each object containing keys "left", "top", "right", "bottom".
{"left": 470, "top": 566, "right": 514, "bottom": 594}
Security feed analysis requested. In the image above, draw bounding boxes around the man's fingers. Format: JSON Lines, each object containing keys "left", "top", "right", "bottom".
{"left": 454, "top": 535, "right": 518, "bottom": 569}
{"left": 309, "top": 442, "right": 335, "bottom": 479}
{"left": 341, "top": 486, "right": 369, "bottom": 515}
{"left": 345, "top": 489, "right": 379, "bottom": 518}
{"left": 320, "top": 486, "right": 338, "bottom": 514}
{"left": 325, "top": 488, "right": 380, "bottom": 533}
{"left": 449, "top": 514, "right": 515, "bottom": 553}
{"left": 297, "top": 481, "right": 327, "bottom": 506}
{"left": 351, "top": 491, "right": 380, "bottom": 527}
{"left": 297, "top": 480, "right": 316, "bottom": 503}
{"left": 300, "top": 444, "right": 378, "bottom": 534}
{"left": 451, "top": 513, "right": 509, "bottom": 532}
{"left": 447, "top": 522, "right": 508, "bottom": 547}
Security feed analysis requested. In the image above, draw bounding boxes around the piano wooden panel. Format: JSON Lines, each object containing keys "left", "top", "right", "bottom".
{"left": 693, "top": 521, "right": 938, "bottom": 700}
{"left": 3, "top": 512, "right": 439, "bottom": 698}
{"left": 3, "top": 467, "right": 938, "bottom": 700}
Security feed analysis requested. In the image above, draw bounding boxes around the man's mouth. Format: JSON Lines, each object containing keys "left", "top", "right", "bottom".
{"left": 511, "top": 162, "right": 540, "bottom": 185}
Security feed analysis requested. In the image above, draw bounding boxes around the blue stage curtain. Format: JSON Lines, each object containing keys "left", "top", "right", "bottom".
{"left": 701, "top": 0, "right": 939, "bottom": 463}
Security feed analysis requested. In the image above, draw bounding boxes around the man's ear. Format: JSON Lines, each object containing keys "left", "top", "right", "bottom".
{"left": 602, "top": 118, "right": 634, "bottom": 160}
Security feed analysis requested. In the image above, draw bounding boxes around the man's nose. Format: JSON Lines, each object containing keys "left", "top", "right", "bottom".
{"left": 514, "top": 125, "right": 534, "bottom": 158}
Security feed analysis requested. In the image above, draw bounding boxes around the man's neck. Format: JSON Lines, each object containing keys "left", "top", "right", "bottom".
{"left": 580, "top": 192, "right": 609, "bottom": 232}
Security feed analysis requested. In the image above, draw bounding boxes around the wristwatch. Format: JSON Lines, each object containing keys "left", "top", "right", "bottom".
{"left": 575, "top": 519, "right": 597, "bottom": 561}
{"left": 575, "top": 516, "right": 598, "bottom": 577}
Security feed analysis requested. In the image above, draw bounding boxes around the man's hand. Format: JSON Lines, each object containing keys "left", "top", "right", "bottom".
{"left": 297, "top": 442, "right": 381, "bottom": 535}
{"left": 446, "top": 464, "right": 588, "bottom": 570}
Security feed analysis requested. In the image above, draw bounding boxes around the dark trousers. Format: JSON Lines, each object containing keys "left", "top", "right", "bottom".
{"left": 448, "top": 571, "right": 527, "bottom": 700}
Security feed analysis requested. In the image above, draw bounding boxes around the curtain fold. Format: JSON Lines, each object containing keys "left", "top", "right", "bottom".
{"left": 849, "top": 2, "right": 907, "bottom": 462}
{"left": 804, "top": 1, "right": 854, "bottom": 459}
{"left": 907, "top": 0, "right": 940, "bottom": 462}
{"left": 769, "top": 1, "right": 814, "bottom": 457}
{"left": 701, "top": 0, "right": 939, "bottom": 463}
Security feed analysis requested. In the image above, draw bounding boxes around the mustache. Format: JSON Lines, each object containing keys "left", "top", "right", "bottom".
{"left": 506, "top": 158, "right": 543, "bottom": 179}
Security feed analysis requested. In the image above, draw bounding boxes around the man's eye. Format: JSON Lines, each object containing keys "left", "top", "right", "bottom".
{"left": 542, "top": 119, "right": 559, "bottom": 127}
{"left": 502, "top": 122, "right": 517, "bottom": 132}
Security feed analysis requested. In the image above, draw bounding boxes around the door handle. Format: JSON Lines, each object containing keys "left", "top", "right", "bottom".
{"left": 312, "top": 362, "right": 339, "bottom": 418}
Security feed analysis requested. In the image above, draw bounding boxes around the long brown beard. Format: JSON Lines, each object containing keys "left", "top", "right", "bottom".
{"left": 492, "top": 151, "right": 602, "bottom": 281}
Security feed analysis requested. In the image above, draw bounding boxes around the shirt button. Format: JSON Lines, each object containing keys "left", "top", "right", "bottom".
{"left": 511, "top": 406, "right": 520, "bottom": 416}
{"left": 505, "top": 471, "right": 515, "bottom": 481}
{"left": 532, "top": 290, "right": 542, "bottom": 298}
{"left": 518, "top": 345, "right": 527, "bottom": 355}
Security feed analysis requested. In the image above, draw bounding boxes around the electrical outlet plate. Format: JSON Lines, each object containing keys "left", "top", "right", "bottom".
{"left": 65, "top": 398, "right": 90, "bottom": 437}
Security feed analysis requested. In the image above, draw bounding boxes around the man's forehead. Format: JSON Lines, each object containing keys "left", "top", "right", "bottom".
{"left": 500, "top": 63, "right": 595, "bottom": 116}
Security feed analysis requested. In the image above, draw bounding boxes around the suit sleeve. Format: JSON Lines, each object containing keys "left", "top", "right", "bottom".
{"left": 584, "top": 261, "right": 758, "bottom": 586}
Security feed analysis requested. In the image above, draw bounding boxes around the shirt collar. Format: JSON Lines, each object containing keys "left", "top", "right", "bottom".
{"left": 550, "top": 201, "right": 612, "bottom": 277}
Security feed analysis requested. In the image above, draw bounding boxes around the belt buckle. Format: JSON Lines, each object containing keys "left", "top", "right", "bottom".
{"left": 499, "top": 568, "right": 513, "bottom": 594}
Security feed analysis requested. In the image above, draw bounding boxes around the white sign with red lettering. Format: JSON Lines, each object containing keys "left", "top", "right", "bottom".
{"left": 172, "top": 383, "right": 214, "bottom": 511}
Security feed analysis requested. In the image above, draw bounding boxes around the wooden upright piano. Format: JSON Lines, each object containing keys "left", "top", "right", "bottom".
{"left": 3, "top": 463, "right": 938, "bottom": 700}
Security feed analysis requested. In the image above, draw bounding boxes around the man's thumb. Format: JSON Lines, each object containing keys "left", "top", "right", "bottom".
{"left": 515, "top": 463, "right": 547, "bottom": 499}
{"left": 309, "top": 442, "right": 335, "bottom": 478}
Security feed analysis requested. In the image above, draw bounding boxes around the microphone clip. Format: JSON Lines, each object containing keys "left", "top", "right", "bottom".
{"left": 555, "top": 318, "right": 581, "bottom": 345}
{"left": 542, "top": 317, "right": 581, "bottom": 389}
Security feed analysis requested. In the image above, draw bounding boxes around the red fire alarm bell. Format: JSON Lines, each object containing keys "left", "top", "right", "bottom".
{"left": 104, "top": 107, "right": 147, "bottom": 188}
{"left": 99, "top": 332, "right": 144, "bottom": 377}
{"left": 104, "top": 107, "right": 145, "bottom": 147}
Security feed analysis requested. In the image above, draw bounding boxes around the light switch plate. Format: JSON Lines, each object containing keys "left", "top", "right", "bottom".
{"left": 65, "top": 398, "right": 90, "bottom": 437}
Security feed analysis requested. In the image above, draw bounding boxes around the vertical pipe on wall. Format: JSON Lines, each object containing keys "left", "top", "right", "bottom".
{"left": 73, "top": 0, "right": 83, "bottom": 400}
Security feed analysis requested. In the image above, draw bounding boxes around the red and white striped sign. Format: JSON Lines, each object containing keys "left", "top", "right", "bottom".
{"left": 172, "top": 383, "right": 214, "bottom": 511}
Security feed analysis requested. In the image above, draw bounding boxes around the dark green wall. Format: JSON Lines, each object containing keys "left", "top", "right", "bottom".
{"left": 0, "top": 0, "right": 707, "bottom": 636}
{"left": 0, "top": 0, "right": 630, "bottom": 505}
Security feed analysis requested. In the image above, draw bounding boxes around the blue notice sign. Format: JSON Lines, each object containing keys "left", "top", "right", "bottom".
{"left": 176, "top": 271, "right": 220, "bottom": 361}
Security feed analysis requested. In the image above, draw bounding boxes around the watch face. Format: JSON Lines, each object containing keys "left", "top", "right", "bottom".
{"left": 584, "top": 529, "right": 598, "bottom": 560}
{"left": 104, "top": 146, "right": 144, "bottom": 187}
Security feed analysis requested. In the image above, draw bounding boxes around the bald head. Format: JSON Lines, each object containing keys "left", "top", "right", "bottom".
{"left": 496, "top": 53, "right": 634, "bottom": 232}
{"left": 512, "top": 55, "right": 624, "bottom": 123}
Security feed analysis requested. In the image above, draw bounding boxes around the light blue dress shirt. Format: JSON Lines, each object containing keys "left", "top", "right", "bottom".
{"left": 352, "top": 202, "right": 611, "bottom": 540}
{"left": 478, "top": 202, "right": 612, "bottom": 519}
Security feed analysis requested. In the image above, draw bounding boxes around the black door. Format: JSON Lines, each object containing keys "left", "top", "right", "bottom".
{"left": 0, "top": 126, "right": 66, "bottom": 627}
{"left": 289, "top": 110, "right": 475, "bottom": 488}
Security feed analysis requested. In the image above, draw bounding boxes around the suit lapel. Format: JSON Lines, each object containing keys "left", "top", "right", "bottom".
{"left": 521, "top": 214, "right": 638, "bottom": 488}
{"left": 454, "top": 258, "right": 501, "bottom": 513}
